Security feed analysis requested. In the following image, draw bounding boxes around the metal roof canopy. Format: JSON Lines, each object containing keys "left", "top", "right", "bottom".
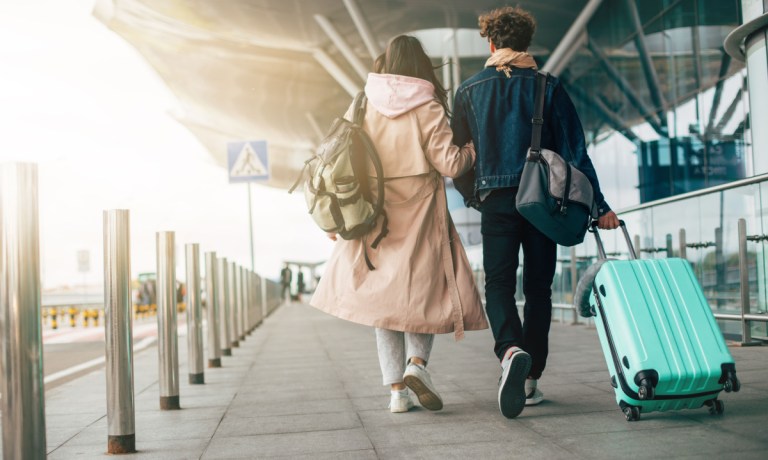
{"left": 93, "top": 0, "right": 588, "bottom": 189}
{"left": 94, "top": 0, "right": 744, "bottom": 189}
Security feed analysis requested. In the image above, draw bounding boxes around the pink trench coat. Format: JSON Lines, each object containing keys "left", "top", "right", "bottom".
{"left": 310, "top": 79, "right": 488, "bottom": 340}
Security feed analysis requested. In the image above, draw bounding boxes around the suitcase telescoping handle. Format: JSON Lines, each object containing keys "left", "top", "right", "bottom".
{"left": 589, "top": 220, "right": 637, "bottom": 260}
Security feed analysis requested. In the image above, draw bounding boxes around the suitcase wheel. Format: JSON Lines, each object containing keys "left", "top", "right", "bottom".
{"left": 623, "top": 405, "right": 641, "bottom": 422}
{"left": 706, "top": 399, "right": 725, "bottom": 415}
{"left": 723, "top": 372, "right": 741, "bottom": 393}
{"left": 637, "top": 379, "right": 655, "bottom": 400}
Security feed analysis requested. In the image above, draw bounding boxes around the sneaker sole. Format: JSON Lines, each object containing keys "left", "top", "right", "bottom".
{"left": 498, "top": 352, "right": 532, "bottom": 418}
{"left": 390, "top": 404, "right": 413, "bottom": 413}
{"left": 525, "top": 396, "right": 543, "bottom": 406}
{"left": 403, "top": 375, "right": 443, "bottom": 411}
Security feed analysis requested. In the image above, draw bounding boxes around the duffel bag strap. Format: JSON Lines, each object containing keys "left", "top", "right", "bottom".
{"left": 528, "top": 71, "right": 548, "bottom": 160}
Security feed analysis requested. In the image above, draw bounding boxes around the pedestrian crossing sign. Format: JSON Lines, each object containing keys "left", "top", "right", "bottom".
{"left": 227, "top": 140, "right": 269, "bottom": 183}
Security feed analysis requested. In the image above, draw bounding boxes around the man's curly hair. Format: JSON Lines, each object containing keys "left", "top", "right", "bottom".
{"left": 479, "top": 6, "right": 536, "bottom": 51}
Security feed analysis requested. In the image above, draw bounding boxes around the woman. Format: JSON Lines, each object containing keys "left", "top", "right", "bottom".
{"left": 310, "top": 36, "right": 488, "bottom": 413}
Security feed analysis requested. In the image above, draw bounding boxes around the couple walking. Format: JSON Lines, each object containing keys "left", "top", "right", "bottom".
{"left": 310, "top": 6, "right": 619, "bottom": 418}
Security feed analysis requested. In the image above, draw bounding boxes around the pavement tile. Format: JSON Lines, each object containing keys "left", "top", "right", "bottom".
{"left": 554, "top": 423, "right": 768, "bottom": 459}
{"left": 376, "top": 441, "right": 575, "bottom": 460}
{"left": 226, "top": 397, "right": 356, "bottom": 417}
{"left": 203, "top": 428, "right": 372, "bottom": 458}
{"left": 48, "top": 438, "right": 211, "bottom": 460}
{"left": 216, "top": 411, "right": 361, "bottom": 437}
{"left": 365, "top": 419, "right": 534, "bottom": 449}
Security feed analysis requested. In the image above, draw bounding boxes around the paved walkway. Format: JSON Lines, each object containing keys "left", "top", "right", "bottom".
{"left": 6, "top": 302, "right": 768, "bottom": 459}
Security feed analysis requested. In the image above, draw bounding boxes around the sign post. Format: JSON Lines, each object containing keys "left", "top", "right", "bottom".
{"left": 78, "top": 249, "right": 90, "bottom": 303}
{"left": 228, "top": 141, "right": 269, "bottom": 272}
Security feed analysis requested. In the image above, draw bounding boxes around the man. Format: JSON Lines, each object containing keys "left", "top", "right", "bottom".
{"left": 452, "top": 6, "right": 620, "bottom": 419}
{"left": 280, "top": 264, "right": 293, "bottom": 302}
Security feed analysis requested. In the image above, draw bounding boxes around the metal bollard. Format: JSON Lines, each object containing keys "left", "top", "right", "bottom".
{"left": 737, "top": 219, "right": 758, "bottom": 345}
{"left": 157, "top": 232, "right": 180, "bottom": 410}
{"left": 229, "top": 262, "right": 240, "bottom": 347}
{"left": 570, "top": 247, "right": 578, "bottom": 325}
{"left": 103, "top": 209, "right": 136, "bottom": 454}
{"left": 261, "top": 271, "right": 268, "bottom": 318}
{"left": 254, "top": 272, "right": 261, "bottom": 329}
{"left": 205, "top": 251, "right": 222, "bottom": 368}
{"left": 241, "top": 267, "right": 248, "bottom": 338}
{"left": 1, "top": 163, "right": 47, "bottom": 460}
{"left": 679, "top": 228, "right": 687, "bottom": 260}
{"left": 243, "top": 268, "right": 253, "bottom": 336}
{"left": 217, "top": 257, "right": 232, "bottom": 356}
{"left": 249, "top": 271, "right": 256, "bottom": 333}
{"left": 665, "top": 233, "right": 673, "bottom": 258}
{"left": 235, "top": 266, "right": 242, "bottom": 341}
{"left": 185, "top": 244, "right": 204, "bottom": 384}
{"left": 240, "top": 267, "right": 248, "bottom": 340}
{"left": 256, "top": 273, "right": 264, "bottom": 327}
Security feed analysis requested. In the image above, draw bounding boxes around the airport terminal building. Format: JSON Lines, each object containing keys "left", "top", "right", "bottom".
{"left": 96, "top": 0, "right": 768, "bottom": 341}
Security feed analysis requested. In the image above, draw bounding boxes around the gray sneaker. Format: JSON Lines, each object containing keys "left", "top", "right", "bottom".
{"left": 403, "top": 363, "right": 443, "bottom": 411}
{"left": 498, "top": 347, "right": 532, "bottom": 418}
{"left": 525, "top": 378, "right": 544, "bottom": 406}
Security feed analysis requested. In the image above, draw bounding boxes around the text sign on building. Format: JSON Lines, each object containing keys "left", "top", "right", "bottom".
{"left": 227, "top": 140, "right": 269, "bottom": 183}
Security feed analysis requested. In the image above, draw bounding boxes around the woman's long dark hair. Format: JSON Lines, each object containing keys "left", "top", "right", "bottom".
{"left": 383, "top": 35, "right": 450, "bottom": 115}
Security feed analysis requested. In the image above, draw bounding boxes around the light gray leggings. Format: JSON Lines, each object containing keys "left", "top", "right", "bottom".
{"left": 375, "top": 328, "right": 434, "bottom": 386}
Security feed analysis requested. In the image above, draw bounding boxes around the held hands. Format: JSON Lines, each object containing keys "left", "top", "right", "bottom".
{"left": 597, "top": 211, "right": 620, "bottom": 230}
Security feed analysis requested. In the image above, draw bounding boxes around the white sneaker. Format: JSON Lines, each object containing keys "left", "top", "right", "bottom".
{"left": 389, "top": 390, "right": 414, "bottom": 413}
{"left": 403, "top": 363, "right": 443, "bottom": 411}
{"left": 525, "top": 378, "right": 544, "bottom": 406}
{"left": 498, "top": 347, "right": 532, "bottom": 418}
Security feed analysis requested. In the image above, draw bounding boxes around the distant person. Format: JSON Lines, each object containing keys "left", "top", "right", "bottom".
{"left": 296, "top": 271, "right": 305, "bottom": 297}
{"left": 280, "top": 264, "right": 292, "bottom": 302}
{"left": 452, "top": 6, "right": 620, "bottom": 418}
{"left": 311, "top": 35, "right": 488, "bottom": 414}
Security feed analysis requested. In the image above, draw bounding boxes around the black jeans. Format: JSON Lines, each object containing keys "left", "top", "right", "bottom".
{"left": 481, "top": 188, "right": 557, "bottom": 379}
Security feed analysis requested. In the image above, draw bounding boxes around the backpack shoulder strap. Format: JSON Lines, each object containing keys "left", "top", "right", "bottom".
{"left": 352, "top": 91, "right": 367, "bottom": 125}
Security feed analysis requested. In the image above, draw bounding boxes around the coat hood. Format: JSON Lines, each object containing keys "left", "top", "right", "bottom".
{"left": 364, "top": 73, "right": 436, "bottom": 118}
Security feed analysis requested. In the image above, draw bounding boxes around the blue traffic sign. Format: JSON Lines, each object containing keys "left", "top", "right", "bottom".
{"left": 227, "top": 140, "right": 269, "bottom": 183}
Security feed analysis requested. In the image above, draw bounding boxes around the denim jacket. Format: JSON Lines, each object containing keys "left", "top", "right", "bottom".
{"left": 451, "top": 66, "right": 611, "bottom": 216}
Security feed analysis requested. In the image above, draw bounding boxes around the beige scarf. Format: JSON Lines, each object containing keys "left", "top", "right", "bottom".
{"left": 485, "top": 48, "right": 538, "bottom": 77}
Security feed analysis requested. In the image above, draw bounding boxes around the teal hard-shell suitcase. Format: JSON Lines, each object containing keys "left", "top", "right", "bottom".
{"left": 585, "top": 222, "right": 740, "bottom": 421}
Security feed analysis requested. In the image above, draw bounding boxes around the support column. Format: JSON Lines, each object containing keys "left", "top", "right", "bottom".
{"left": 727, "top": 3, "right": 768, "bottom": 172}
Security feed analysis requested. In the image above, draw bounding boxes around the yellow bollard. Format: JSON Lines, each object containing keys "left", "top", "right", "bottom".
{"left": 51, "top": 308, "right": 58, "bottom": 330}
{"left": 69, "top": 307, "right": 77, "bottom": 327}
{"left": 92, "top": 309, "right": 100, "bottom": 327}
{"left": 41, "top": 308, "right": 48, "bottom": 327}
{"left": 82, "top": 309, "right": 89, "bottom": 327}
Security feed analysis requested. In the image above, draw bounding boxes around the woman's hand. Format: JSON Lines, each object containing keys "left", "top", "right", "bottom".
{"left": 597, "top": 211, "right": 620, "bottom": 230}
{"left": 326, "top": 232, "right": 338, "bottom": 241}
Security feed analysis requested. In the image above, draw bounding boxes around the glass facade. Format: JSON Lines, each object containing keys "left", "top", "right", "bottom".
{"left": 571, "top": 0, "right": 750, "bottom": 207}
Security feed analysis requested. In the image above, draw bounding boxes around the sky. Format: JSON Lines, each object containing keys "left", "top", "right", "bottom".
{"left": 0, "top": 0, "right": 334, "bottom": 290}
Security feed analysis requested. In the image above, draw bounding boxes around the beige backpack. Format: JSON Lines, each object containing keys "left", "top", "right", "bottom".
{"left": 290, "top": 92, "right": 388, "bottom": 269}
